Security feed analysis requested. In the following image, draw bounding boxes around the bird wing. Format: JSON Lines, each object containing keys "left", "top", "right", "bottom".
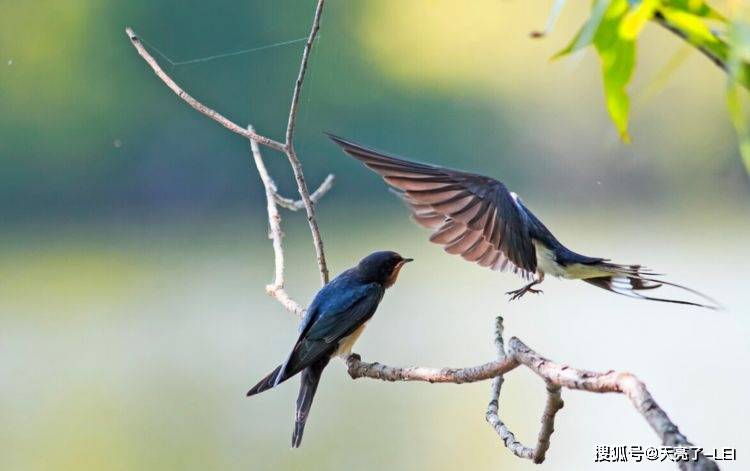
{"left": 278, "top": 281, "right": 384, "bottom": 381}
{"left": 304, "top": 282, "right": 384, "bottom": 343}
{"left": 327, "top": 134, "right": 537, "bottom": 278}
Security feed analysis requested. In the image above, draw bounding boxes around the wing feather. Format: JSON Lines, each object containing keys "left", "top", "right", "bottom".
{"left": 412, "top": 210, "right": 445, "bottom": 229}
{"left": 444, "top": 228, "right": 484, "bottom": 255}
{"left": 429, "top": 220, "right": 465, "bottom": 244}
{"left": 328, "top": 134, "right": 537, "bottom": 277}
{"left": 478, "top": 248, "right": 501, "bottom": 267}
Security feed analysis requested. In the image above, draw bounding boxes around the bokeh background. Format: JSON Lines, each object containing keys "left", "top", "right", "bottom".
{"left": 2, "top": 1, "right": 748, "bottom": 469}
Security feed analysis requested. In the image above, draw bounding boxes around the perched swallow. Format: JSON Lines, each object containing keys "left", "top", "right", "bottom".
{"left": 247, "top": 251, "right": 413, "bottom": 447}
{"left": 327, "top": 134, "right": 718, "bottom": 309}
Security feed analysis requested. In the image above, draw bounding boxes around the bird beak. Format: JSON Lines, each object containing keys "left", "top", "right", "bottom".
{"left": 385, "top": 257, "right": 413, "bottom": 288}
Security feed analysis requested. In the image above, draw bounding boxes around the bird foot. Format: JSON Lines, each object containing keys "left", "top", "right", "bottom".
{"left": 506, "top": 285, "right": 543, "bottom": 302}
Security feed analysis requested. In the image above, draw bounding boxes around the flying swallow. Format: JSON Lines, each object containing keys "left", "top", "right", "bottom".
{"left": 247, "top": 251, "right": 413, "bottom": 447}
{"left": 327, "top": 134, "right": 718, "bottom": 309}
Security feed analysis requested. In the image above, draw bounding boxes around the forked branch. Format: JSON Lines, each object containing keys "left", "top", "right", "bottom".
{"left": 274, "top": 174, "right": 335, "bottom": 211}
{"left": 125, "top": 0, "right": 330, "bottom": 288}
{"left": 485, "top": 317, "right": 563, "bottom": 464}
{"left": 248, "top": 126, "right": 305, "bottom": 317}
{"left": 347, "top": 317, "right": 718, "bottom": 471}
{"left": 125, "top": 27, "right": 284, "bottom": 152}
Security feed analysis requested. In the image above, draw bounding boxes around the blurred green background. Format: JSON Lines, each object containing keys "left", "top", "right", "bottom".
{"left": 1, "top": 1, "right": 748, "bottom": 470}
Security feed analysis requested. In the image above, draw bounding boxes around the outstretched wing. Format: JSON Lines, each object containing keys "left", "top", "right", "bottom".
{"left": 328, "top": 134, "right": 537, "bottom": 278}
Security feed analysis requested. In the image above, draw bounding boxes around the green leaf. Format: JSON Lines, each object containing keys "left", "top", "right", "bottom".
{"left": 594, "top": 0, "right": 636, "bottom": 141}
{"left": 635, "top": 44, "right": 692, "bottom": 108}
{"left": 727, "top": 20, "right": 750, "bottom": 174}
{"left": 661, "top": 0, "right": 726, "bottom": 21}
{"left": 726, "top": 83, "right": 750, "bottom": 173}
{"left": 620, "top": 0, "right": 659, "bottom": 41}
{"left": 659, "top": 7, "right": 719, "bottom": 44}
{"left": 533, "top": 0, "right": 567, "bottom": 37}
{"left": 552, "top": 0, "right": 612, "bottom": 59}
{"left": 728, "top": 18, "right": 750, "bottom": 65}
{"left": 554, "top": 0, "right": 637, "bottom": 139}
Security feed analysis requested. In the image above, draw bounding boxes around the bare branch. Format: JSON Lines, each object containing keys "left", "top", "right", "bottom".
{"left": 348, "top": 317, "right": 718, "bottom": 470}
{"left": 512, "top": 337, "right": 718, "bottom": 470}
{"left": 534, "top": 384, "right": 564, "bottom": 463}
{"left": 484, "top": 317, "right": 563, "bottom": 463}
{"left": 485, "top": 317, "right": 537, "bottom": 460}
{"left": 347, "top": 355, "right": 517, "bottom": 383}
{"left": 486, "top": 375, "right": 535, "bottom": 459}
{"left": 285, "top": 0, "right": 325, "bottom": 146}
{"left": 126, "top": 0, "right": 332, "bottom": 286}
{"left": 248, "top": 126, "right": 305, "bottom": 317}
{"left": 283, "top": 149, "right": 330, "bottom": 285}
{"left": 124, "top": 28, "right": 285, "bottom": 152}
{"left": 280, "top": 0, "right": 330, "bottom": 285}
{"left": 274, "top": 174, "right": 335, "bottom": 211}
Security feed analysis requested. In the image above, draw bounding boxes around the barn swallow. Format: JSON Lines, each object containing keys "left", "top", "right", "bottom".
{"left": 327, "top": 134, "right": 718, "bottom": 309}
{"left": 247, "top": 251, "right": 412, "bottom": 447}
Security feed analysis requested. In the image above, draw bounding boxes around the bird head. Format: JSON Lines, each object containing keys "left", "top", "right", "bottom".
{"left": 356, "top": 251, "right": 413, "bottom": 288}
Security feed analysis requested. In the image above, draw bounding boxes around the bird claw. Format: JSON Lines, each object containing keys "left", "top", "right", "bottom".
{"left": 506, "top": 286, "right": 543, "bottom": 301}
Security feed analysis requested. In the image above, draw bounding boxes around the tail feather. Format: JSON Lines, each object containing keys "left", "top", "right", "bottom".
{"left": 247, "top": 364, "right": 286, "bottom": 397}
{"left": 246, "top": 337, "right": 318, "bottom": 397}
{"left": 292, "top": 357, "right": 329, "bottom": 448}
{"left": 583, "top": 263, "right": 720, "bottom": 310}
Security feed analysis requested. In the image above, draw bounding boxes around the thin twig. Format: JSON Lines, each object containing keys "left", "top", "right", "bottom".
{"left": 533, "top": 384, "right": 564, "bottom": 463}
{"left": 285, "top": 0, "right": 325, "bottom": 147}
{"left": 124, "top": 28, "right": 285, "bottom": 152}
{"left": 281, "top": 0, "right": 330, "bottom": 285}
{"left": 348, "top": 317, "right": 718, "bottom": 470}
{"left": 486, "top": 376, "right": 534, "bottom": 458}
{"left": 652, "top": 11, "right": 726, "bottom": 72}
{"left": 274, "top": 174, "right": 335, "bottom": 211}
{"left": 248, "top": 126, "right": 305, "bottom": 317}
{"left": 484, "top": 317, "right": 563, "bottom": 463}
{"left": 485, "top": 317, "right": 536, "bottom": 460}
{"left": 283, "top": 148, "right": 329, "bottom": 285}
{"left": 126, "top": 0, "right": 332, "bottom": 288}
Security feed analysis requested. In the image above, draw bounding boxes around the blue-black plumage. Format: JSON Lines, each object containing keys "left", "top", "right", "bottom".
{"left": 246, "top": 251, "right": 413, "bottom": 447}
{"left": 327, "top": 133, "right": 719, "bottom": 309}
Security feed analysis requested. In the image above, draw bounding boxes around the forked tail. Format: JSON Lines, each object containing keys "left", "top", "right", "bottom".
{"left": 582, "top": 263, "right": 721, "bottom": 310}
{"left": 292, "top": 357, "right": 329, "bottom": 448}
{"left": 246, "top": 364, "right": 286, "bottom": 397}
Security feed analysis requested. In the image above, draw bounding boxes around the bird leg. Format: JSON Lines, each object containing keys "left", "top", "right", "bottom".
{"left": 506, "top": 277, "right": 544, "bottom": 301}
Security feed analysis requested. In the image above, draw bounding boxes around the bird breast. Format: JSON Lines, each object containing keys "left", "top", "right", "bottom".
{"left": 334, "top": 321, "right": 369, "bottom": 358}
{"left": 532, "top": 240, "right": 569, "bottom": 278}
{"left": 532, "top": 240, "right": 611, "bottom": 280}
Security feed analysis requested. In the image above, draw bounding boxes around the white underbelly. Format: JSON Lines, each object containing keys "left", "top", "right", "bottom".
{"left": 533, "top": 241, "right": 569, "bottom": 278}
{"left": 334, "top": 321, "right": 369, "bottom": 358}
{"left": 533, "top": 241, "right": 609, "bottom": 280}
